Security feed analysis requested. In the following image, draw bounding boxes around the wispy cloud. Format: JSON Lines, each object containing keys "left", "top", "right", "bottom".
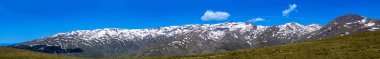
{"left": 247, "top": 18, "right": 265, "bottom": 23}
{"left": 201, "top": 10, "right": 230, "bottom": 21}
{"left": 282, "top": 4, "right": 297, "bottom": 16}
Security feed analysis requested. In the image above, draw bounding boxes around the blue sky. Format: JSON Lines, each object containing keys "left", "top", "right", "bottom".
{"left": 0, "top": 0, "right": 380, "bottom": 43}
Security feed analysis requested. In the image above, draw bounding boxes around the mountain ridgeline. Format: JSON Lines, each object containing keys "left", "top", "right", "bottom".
{"left": 8, "top": 14, "right": 380, "bottom": 57}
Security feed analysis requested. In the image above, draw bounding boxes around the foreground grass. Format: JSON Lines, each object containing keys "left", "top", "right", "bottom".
{"left": 1, "top": 30, "right": 380, "bottom": 59}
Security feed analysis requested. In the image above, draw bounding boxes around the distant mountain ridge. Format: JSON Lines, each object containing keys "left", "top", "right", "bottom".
{"left": 299, "top": 14, "right": 380, "bottom": 40}
{"left": 9, "top": 14, "right": 380, "bottom": 57}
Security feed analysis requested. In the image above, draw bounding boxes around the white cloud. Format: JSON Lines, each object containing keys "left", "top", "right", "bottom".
{"left": 282, "top": 4, "right": 297, "bottom": 16}
{"left": 247, "top": 18, "right": 265, "bottom": 23}
{"left": 201, "top": 10, "right": 230, "bottom": 21}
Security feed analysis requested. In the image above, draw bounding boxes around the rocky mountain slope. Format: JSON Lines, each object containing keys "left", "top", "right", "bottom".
{"left": 300, "top": 14, "right": 380, "bottom": 40}
{"left": 8, "top": 14, "right": 380, "bottom": 57}
{"left": 161, "top": 28, "right": 380, "bottom": 59}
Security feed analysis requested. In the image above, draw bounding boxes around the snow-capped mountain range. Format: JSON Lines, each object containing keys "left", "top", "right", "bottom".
{"left": 49, "top": 22, "right": 319, "bottom": 42}
{"left": 9, "top": 14, "right": 380, "bottom": 57}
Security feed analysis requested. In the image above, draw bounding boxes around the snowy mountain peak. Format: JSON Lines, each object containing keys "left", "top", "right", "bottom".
{"left": 306, "top": 24, "right": 322, "bottom": 30}
{"left": 284, "top": 22, "right": 302, "bottom": 25}
{"left": 278, "top": 22, "right": 307, "bottom": 30}
{"left": 12, "top": 21, "right": 323, "bottom": 57}
{"left": 47, "top": 22, "right": 321, "bottom": 41}
{"left": 13, "top": 21, "right": 327, "bottom": 57}
{"left": 307, "top": 24, "right": 321, "bottom": 27}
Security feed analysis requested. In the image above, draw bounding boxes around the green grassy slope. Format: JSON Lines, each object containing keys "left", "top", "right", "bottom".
{"left": 158, "top": 30, "right": 380, "bottom": 59}
{"left": 0, "top": 47, "right": 87, "bottom": 59}
{"left": 1, "top": 30, "right": 380, "bottom": 59}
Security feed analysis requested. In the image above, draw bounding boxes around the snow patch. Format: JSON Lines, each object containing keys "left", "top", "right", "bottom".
{"left": 246, "top": 41, "right": 252, "bottom": 45}
{"left": 369, "top": 27, "right": 379, "bottom": 31}
{"left": 358, "top": 18, "right": 367, "bottom": 24}
{"left": 365, "top": 22, "right": 376, "bottom": 27}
